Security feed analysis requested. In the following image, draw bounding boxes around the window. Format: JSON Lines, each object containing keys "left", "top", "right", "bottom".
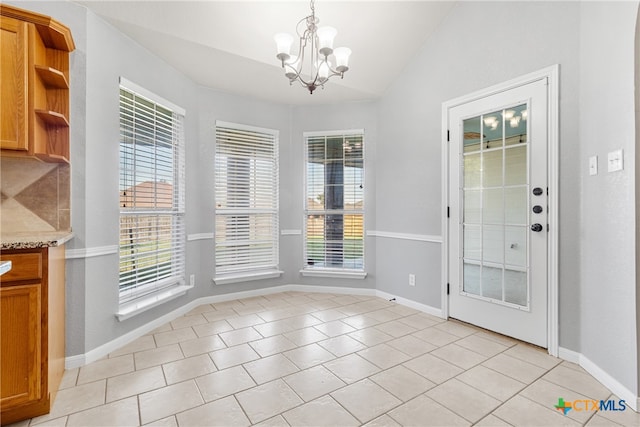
{"left": 118, "top": 78, "right": 186, "bottom": 307}
{"left": 304, "top": 130, "right": 364, "bottom": 272}
{"left": 215, "top": 121, "right": 279, "bottom": 282}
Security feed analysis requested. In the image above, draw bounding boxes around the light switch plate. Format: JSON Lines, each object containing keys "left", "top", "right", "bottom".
{"left": 608, "top": 149, "right": 624, "bottom": 172}
{"left": 589, "top": 156, "right": 598, "bottom": 176}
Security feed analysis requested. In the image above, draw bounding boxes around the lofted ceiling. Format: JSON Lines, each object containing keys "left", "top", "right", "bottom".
{"left": 75, "top": 1, "right": 455, "bottom": 105}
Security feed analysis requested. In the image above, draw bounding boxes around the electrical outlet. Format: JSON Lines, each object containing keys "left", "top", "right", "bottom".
{"left": 409, "top": 274, "right": 415, "bottom": 287}
{"left": 190, "top": 274, "right": 195, "bottom": 287}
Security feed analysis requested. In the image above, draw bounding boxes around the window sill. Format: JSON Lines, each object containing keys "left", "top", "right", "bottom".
{"left": 299, "top": 268, "right": 368, "bottom": 279}
{"left": 213, "top": 270, "right": 284, "bottom": 285}
{"left": 116, "top": 284, "right": 194, "bottom": 321}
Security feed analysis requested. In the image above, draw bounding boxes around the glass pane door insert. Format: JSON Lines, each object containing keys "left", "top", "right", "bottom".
{"left": 461, "top": 104, "right": 529, "bottom": 309}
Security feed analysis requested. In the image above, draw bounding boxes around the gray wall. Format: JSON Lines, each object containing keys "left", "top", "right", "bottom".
{"left": 375, "top": 0, "right": 639, "bottom": 395}
{"left": 192, "top": 87, "right": 291, "bottom": 299}
{"left": 285, "top": 102, "right": 378, "bottom": 290}
{"left": 636, "top": 3, "right": 640, "bottom": 405}
{"left": 8, "top": 0, "right": 639, "bottom": 398}
{"left": 376, "top": 1, "right": 582, "bottom": 327}
{"left": 578, "top": 1, "right": 638, "bottom": 396}
{"left": 81, "top": 4, "right": 203, "bottom": 352}
{"left": 79, "top": 7, "right": 297, "bottom": 351}
{"left": 15, "top": 0, "right": 92, "bottom": 358}
{"left": 7, "top": 1, "right": 295, "bottom": 355}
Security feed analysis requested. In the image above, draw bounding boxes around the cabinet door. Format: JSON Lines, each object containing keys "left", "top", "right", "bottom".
{"left": 0, "top": 16, "right": 29, "bottom": 151}
{"left": 0, "top": 284, "right": 42, "bottom": 407}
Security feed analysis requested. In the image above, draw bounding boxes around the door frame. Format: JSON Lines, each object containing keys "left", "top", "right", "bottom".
{"left": 441, "top": 65, "right": 559, "bottom": 356}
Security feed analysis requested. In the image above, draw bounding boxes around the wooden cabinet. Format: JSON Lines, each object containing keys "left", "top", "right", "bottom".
{"left": 0, "top": 246, "right": 66, "bottom": 425}
{"left": 0, "top": 4, "right": 74, "bottom": 163}
{"left": 0, "top": 16, "right": 28, "bottom": 151}
{"left": 1, "top": 284, "right": 42, "bottom": 409}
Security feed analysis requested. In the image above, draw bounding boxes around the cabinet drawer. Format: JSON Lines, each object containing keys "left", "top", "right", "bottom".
{"left": 0, "top": 252, "right": 42, "bottom": 282}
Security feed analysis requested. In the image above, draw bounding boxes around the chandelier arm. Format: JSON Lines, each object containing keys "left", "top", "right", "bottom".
{"left": 325, "top": 67, "right": 345, "bottom": 79}
{"left": 296, "top": 15, "right": 312, "bottom": 39}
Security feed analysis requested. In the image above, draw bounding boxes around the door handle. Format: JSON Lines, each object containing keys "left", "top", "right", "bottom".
{"left": 531, "top": 223, "right": 543, "bottom": 232}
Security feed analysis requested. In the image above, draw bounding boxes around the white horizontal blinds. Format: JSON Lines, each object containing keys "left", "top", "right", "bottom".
{"left": 119, "top": 85, "right": 186, "bottom": 304}
{"left": 215, "top": 122, "right": 279, "bottom": 275}
{"left": 305, "top": 132, "right": 364, "bottom": 270}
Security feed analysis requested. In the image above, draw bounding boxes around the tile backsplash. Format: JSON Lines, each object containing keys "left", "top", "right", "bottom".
{"left": 0, "top": 157, "right": 71, "bottom": 233}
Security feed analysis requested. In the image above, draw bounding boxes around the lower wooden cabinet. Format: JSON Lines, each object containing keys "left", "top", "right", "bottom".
{"left": 0, "top": 246, "right": 65, "bottom": 425}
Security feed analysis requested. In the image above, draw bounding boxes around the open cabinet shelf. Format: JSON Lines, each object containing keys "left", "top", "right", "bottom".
{"left": 35, "top": 109, "right": 69, "bottom": 127}
{"left": 35, "top": 65, "right": 69, "bottom": 89}
{"left": 1, "top": 3, "right": 74, "bottom": 164}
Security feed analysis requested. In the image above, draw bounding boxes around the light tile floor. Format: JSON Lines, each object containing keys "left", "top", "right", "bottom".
{"left": 9, "top": 291, "right": 640, "bottom": 427}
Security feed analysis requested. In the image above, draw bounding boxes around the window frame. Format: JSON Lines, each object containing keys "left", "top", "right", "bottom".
{"left": 302, "top": 129, "right": 366, "bottom": 278}
{"left": 214, "top": 120, "right": 281, "bottom": 284}
{"left": 117, "top": 78, "right": 188, "bottom": 318}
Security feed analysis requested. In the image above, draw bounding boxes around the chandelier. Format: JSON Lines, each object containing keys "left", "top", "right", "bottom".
{"left": 274, "top": 0, "right": 351, "bottom": 94}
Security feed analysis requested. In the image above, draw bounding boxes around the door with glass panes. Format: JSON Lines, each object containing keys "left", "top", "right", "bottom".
{"left": 448, "top": 78, "right": 548, "bottom": 347}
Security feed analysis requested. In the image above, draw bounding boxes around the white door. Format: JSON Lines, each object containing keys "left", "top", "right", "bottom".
{"left": 448, "top": 78, "right": 548, "bottom": 347}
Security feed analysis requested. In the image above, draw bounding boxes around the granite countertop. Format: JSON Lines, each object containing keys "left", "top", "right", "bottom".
{"left": 1, "top": 231, "right": 74, "bottom": 250}
{"left": 0, "top": 261, "right": 11, "bottom": 275}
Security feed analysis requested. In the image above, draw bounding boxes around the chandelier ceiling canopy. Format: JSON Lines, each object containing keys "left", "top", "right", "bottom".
{"left": 274, "top": 0, "right": 351, "bottom": 94}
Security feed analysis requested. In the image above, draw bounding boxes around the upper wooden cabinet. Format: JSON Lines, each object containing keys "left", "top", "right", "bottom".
{"left": 0, "top": 4, "right": 74, "bottom": 163}
{"left": 0, "top": 16, "right": 28, "bottom": 151}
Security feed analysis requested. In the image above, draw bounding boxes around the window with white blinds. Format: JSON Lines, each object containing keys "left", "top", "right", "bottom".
{"left": 304, "top": 131, "right": 364, "bottom": 271}
{"left": 118, "top": 79, "right": 186, "bottom": 305}
{"left": 215, "top": 122, "right": 279, "bottom": 277}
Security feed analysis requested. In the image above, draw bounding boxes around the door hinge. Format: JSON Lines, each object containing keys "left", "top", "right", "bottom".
{"left": 447, "top": 283, "right": 450, "bottom": 295}
{"left": 447, "top": 130, "right": 450, "bottom": 142}
{"left": 447, "top": 206, "right": 450, "bottom": 218}
{"left": 547, "top": 224, "right": 550, "bottom": 232}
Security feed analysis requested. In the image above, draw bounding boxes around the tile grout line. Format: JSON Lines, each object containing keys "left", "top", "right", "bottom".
{"left": 468, "top": 359, "right": 566, "bottom": 425}
{"left": 461, "top": 338, "right": 557, "bottom": 417}
{"left": 231, "top": 393, "right": 254, "bottom": 426}
{"left": 25, "top": 292, "right": 619, "bottom": 427}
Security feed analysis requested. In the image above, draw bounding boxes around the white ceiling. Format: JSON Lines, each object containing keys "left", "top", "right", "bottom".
{"left": 75, "top": 1, "right": 455, "bottom": 105}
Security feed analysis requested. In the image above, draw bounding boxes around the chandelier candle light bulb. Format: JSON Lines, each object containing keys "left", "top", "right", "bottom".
{"left": 318, "top": 60, "right": 331, "bottom": 82}
{"left": 274, "top": 33, "right": 294, "bottom": 61}
{"left": 274, "top": 0, "right": 351, "bottom": 94}
{"left": 317, "top": 26, "right": 337, "bottom": 55}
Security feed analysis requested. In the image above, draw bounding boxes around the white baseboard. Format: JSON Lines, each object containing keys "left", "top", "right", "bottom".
{"left": 580, "top": 354, "right": 638, "bottom": 412}
{"left": 65, "top": 284, "right": 440, "bottom": 369}
{"left": 286, "top": 284, "right": 376, "bottom": 297}
{"left": 66, "top": 299, "right": 200, "bottom": 369}
{"left": 559, "top": 347, "right": 638, "bottom": 412}
{"left": 558, "top": 346, "right": 581, "bottom": 364}
{"left": 375, "top": 290, "right": 444, "bottom": 318}
{"left": 68, "top": 283, "right": 637, "bottom": 414}
{"left": 64, "top": 354, "right": 85, "bottom": 369}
